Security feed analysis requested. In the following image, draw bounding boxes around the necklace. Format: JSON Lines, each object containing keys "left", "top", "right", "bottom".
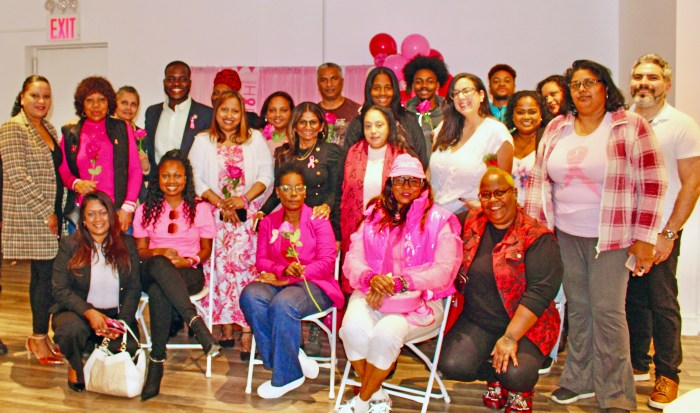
{"left": 296, "top": 139, "right": 318, "bottom": 161}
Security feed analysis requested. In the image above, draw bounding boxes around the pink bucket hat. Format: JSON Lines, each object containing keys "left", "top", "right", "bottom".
{"left": 389, "top": 154, "right": 426, "bottom": 179}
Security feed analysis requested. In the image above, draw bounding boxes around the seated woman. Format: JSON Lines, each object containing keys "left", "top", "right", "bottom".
{"left": 439, "top": 168, "right": 563, "bottom": 413}
{"left": 336, "top": 154, "right": 462, "bottom": 412}
{"left": 51, "top": 191, "right": 141, "bottom": 392}
{"left": 133, "top": 149, "right": 221, "bottom": 401}
{"left": 240, "top": 162, "right": 343, "bottom": 399}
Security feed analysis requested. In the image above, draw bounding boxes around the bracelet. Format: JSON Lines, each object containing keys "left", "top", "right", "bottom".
{"left": 399, "top": 276, "right": 409, "bottom": 293}
{"left": 190, "top": 255, "right": 201, "bottom": 265}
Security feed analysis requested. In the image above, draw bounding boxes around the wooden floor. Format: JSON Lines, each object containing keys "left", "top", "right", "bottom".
{"left": 1, "top": 260, "right": 698, "bottom": 412}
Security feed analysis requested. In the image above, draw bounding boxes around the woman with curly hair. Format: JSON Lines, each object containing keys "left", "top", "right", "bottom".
{"left": 58, "top": 76, "right": 142, "bottom": 232}
{"left": 133, "top": 149, "right": 220, "bottom": 400}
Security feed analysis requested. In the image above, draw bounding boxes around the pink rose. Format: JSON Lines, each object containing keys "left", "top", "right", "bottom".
{"left": 134, "top": 129, "right": 147, "bottom": 140}
{"left": 324, "top": 112, "right": 338, "bottom": 125}
{"left": 263, "top": 124, "right": 275, "bottom": 140}
{"left": 279, "top": 221, "right": 294, "bottom": 234}
{"left": 85, "top": 141, "right": 101, "bottom": 160}
{"left": 227, "top": 165, "right": 243, "bottom": 179}
{"left": 416, "top": 99, "right": 431, "bottom": 114}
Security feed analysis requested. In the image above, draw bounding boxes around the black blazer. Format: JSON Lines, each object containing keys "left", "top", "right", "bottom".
{"left": 51, "top": 233, "right": 141, "bottom": 325}
{"left": 143, "top": 99, "right": 212, "bottom": 177}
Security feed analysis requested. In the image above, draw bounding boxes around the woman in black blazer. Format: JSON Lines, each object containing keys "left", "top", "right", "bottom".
{"left": 51, "top": 191, "right": 141, "bottom": 392}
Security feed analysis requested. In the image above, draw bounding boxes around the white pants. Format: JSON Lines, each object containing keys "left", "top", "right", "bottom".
{"left": 339, "top": 290, "right": 444, "bottom": 370}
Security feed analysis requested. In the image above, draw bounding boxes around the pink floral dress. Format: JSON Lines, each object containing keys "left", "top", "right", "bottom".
{"left": 202, "top": 145, "right": 263, "bottom": 327}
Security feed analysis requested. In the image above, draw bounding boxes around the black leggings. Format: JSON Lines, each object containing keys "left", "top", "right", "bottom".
{"left": 438, "top": 315, "right": 545, "bottom": 392}
{"left": 30, "top": 259, "right": 55, "bottom": 335}
{"left": 140, "top": 256, "right": 204, "bottom": 359}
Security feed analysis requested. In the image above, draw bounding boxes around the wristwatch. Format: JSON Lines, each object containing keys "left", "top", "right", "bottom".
{"left": 660, "top": 228, "right": 678, "bottom": 240}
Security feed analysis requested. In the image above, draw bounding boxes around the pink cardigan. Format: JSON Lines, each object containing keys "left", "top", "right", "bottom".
{"left": 256, "top": 204, "right": 344, "bottom": 309}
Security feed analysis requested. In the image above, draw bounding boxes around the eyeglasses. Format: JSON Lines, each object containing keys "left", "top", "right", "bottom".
{"left": 297, "top": 119, "right": 320, "bottom": 128}
{"left": 167, "top": 210, "right": 179, "bottom": 234}
{"left": 451, "top": 87, "right": 477, "bottom": 99}
{"left": 478, "top": 187, "right": 514, "bottom": 200}
{"left": 278, "top": 184, "right": 307, "bottom": 194}
{"left": 570, "top": 78, "right": 600, "bottom": 91}
{"left": 391, "top": 176, "right": 424, "bottom": 188}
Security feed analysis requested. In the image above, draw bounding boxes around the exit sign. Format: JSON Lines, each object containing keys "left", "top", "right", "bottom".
{"left": 48, "top": 14, "right": 80, "bottom": 41}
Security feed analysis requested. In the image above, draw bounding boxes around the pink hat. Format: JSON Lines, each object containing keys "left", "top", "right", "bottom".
{"left": 389, "top": 154, "right": 425, "bottom": 179}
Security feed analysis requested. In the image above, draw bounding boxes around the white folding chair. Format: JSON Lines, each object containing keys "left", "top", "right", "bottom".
{"left": 335, "top": 295, "right": 453, "bottom": 413}
{"left": 245, "top": 253, "right": 340, "bottom": 399}
{"left": 134, "top": 241, "right": 217, "bottom": 377}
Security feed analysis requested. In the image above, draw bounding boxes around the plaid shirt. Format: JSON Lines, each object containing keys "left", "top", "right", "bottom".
{"left": 524, "top": 109, "right": 667, "bottom": 253}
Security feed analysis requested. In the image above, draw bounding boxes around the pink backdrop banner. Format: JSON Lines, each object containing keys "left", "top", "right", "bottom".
{"left": 191, "top": 65, "right": 372, "bottom": 114}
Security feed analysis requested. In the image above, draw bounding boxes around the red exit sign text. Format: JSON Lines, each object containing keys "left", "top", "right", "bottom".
{"left": 48, "top": 15, "right": 80, "bottom": 41}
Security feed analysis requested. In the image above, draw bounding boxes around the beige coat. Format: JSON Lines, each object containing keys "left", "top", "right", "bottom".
{"left": 0, "top": 111, "right": 59, "bottom": 259}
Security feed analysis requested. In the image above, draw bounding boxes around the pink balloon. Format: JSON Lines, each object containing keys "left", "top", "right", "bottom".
{"left": 428, "top": 48, "right": 443, "bottom": 61}
{"left": 401, "top": 34, "right": 430, "bottom": 60}
{"left": 384, "top": 54, "right": 408, "bottom": 82}
{"left": 369, "top": 33, "right": 397, "bottom": 57}
{"left": 374, "top": 53, "right": 388, "bottom": 67}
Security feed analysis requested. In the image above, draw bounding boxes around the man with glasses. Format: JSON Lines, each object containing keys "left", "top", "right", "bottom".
{"left": 625, "top": 54, "right": 700, "bottom": 410}
{"left": 317, "top": 63, "right": 361, "bottom": 146}
{"left": 488, "top": 64, "right": 517, "bottom": 122}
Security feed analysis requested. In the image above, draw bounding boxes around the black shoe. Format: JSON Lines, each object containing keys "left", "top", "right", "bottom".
{"left": 304, "top": 324, "right": 322, "bottom": 356}
{"left": 188, "top": 316, "right": 221, "bottom": 358}
{"left": 68, "top": 367, "right": 85, "bottom": 392}
{"left": 539, "top": 357, "right": 554, "bottom": 374}
{"left": 0, "top": 339, "right": 7, "bottom": 356}
{"left": 141, "top": 357, "right": 164, "bottom": 401}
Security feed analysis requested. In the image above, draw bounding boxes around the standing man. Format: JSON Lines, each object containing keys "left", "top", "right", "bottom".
{"left": 403, "top": 55, "right": 449, "bottom": 150}
{"left": 317, "top": 63, "right": 361, "bottom": 146}
{"left": 626, "top": 53, "right": 700, "bottom": 410}
{"left": 488, "top": 64, "right": 516, "bottom": 122}
{"left": 144, "top": 60, "right": 212, "bottom": 176}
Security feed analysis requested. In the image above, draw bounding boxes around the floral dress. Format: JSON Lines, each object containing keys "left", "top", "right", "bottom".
{"left": 203, "top": 145, "right": 263, "bottom": 327}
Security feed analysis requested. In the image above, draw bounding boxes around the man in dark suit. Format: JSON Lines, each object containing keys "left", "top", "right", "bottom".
{"left": 144, "top": 60, "right": 212, "bottom": 177}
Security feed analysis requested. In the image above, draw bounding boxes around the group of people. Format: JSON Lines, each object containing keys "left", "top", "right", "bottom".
{"left": 0, "top": 51, "right": 697, "bottom": 413}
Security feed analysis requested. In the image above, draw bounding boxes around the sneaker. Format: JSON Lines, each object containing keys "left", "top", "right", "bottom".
{"left": 648, "top": 376, "right": 678, "bottom": 410}
{"left": 370, "top": 387, "right": 391, "bottom": 403}
{"left": 368, "top": 399, "right": 392, "bottom": 412}
{"left": 335, "top": 396, "right": 370, "bottom": 413}
{"left": 505, "top": 390, "right": 534, "bottom": 412}
{"left": 304, "top": 324, "right": 322, "bottom": 356}
{"left": 550, "top": 387, "right": 595, "bottom": 404}
{"left": 256, "top": 376, "right": 305, "bottom": 399}
{"left": 538, "top": 357, "right": 554, "bottom": 375}
{"left": 633, "top": 368, "right": 650, "bottom": 382}
{"left": 298, "top": 349, "right": 319, "bottom": 379}
{"left": 483, "top": 381, "right": 508, "bottom": 409}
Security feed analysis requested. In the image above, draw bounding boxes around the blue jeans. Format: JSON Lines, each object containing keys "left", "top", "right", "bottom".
{"left": 240, "top": 281, "right": 333, "bottom": 386}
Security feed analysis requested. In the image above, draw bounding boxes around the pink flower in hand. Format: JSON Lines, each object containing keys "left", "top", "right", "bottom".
{"left": 279, "top": 221, "right": 294, "bottom": 234}
{"left": 263, "top": 124, "right": 275, "bottom": 140}
{"left": 85, "top": 141, "right": 101, "bottom": 160}
{"left": 134, "top": 129, "right": 147, "bottom": 140}
{"left": 416, "top": 99, "right": 431, "bottom": 114}
{"left": 227, "top": 165, "right": 243, "bottom": 179}
{"left": 324, "top": 112, "right": 337, "bottom": 125}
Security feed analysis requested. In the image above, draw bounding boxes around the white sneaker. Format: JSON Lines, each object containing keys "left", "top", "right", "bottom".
{"left": 335, "top": 396, "right": 370, "bottom": 413}
{"left": 368, "top": 399, "right": 392, "bottom": 412}
{"left": 370, "top": 387, "right": 390, "bottom": 403}
{"left": 256, "top": 376, "right": 305, "bottom": 399}
{"left": 298, "top": 349, "right": 319, "bottom": 379}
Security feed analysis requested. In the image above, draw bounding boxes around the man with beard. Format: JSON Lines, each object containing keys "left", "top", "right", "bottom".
{"left": 403, "top": 55, "right": 449, "bottom": 150}
{"left": 317, "top": 63, "right": 361, "bottom": 146}
{"left": 144, "top": 60, "right": 212, "bottom": 176}
{"left": 625, "top": 53, "right": 700, "bottom": 410}
{"left": 488, "top": 64, "right": 516, "bottom": 122}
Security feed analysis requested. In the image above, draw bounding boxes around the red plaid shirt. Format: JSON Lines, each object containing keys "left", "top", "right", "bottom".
{"left": 525, "top": 109, "right": 667, "bottom": 252}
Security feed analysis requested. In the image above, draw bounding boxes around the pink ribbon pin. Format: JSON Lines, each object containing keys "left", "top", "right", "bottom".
{"left": 307, "top": 155, "right": 316, "bottom": 169}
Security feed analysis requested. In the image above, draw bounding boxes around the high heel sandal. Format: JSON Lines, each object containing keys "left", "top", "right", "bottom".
{"left": 67, "top": 367, "right": 85, "bottom": 392}
{"left": 240, "top": 331, "right": 253, "bottom": 361}
{"left": 45, "top": 335, "right": 64, "bottom": 358}
{"left": 26, "top": 336, "right": 64, "bottom": 365}
{"left": 188, "top": 315, "right": 221, "bottom": 358}
{"left": 218, "top": 324, "right": 236, "bottom": 349}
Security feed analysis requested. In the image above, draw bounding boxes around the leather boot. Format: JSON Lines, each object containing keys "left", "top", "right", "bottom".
{"left": 188, "top": 315, "right": 221, "bottom": 358}
{"left": 141, "top": 356, "right": 164, "bottom": 401}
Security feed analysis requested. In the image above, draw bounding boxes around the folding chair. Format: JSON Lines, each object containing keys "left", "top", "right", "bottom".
{"left": 335, "top": 295, "right": 453, "bottom": 413}
{"left": 134, "top": 241, "right": 217, "bottom": 377}
{"left": 245, "top": 253, "right": 340, "bottom": 399}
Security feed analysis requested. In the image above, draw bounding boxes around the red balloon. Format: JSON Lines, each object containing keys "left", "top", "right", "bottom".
{"left": 400, "top": 89, "right": 413, "bottom": 106}
{"left": 428, "top": 48, "right": 443, "bottom": 61}
{"left": 369, "top": 33, "right": 397, "bottom": 57}
{"left": 438, "top": 73, "right": 454, "bottom": 98}
{"left": 383, "top": 54, "right": 408, "bottom": 82}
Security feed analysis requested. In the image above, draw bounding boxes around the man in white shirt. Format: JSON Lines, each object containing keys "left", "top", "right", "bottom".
{"left": 144, "top": 60, "right": 212, "bottom": 176}
{"left": 625, "top": 53, "right": 700, "bottom": 410}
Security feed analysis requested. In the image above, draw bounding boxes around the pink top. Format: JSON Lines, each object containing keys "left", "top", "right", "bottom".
{"left": 58, "top": 118, "right": 142, "bottom": 209}
{"left": 132, "top": 201, "right": 216, "bottom": 258}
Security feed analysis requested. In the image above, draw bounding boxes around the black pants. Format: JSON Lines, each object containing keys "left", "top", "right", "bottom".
{"left": 140, "top": 256, "right": 204, "bottom": 359}
{"left": 52, "top": 307, "right": 139, "bottom": 381}
{"left": 438, "top": 315, "right": 545, "bottom": 392}
{"left": 30, "top": 259, "right": 55, "bottom": 335}
{"left": 626, "top": 232, "right": 683, "bottom": 383}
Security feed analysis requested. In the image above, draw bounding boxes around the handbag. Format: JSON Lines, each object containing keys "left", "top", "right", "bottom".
{"left": 379, "top": 290, "right": 423, "bottom": 313}
{"left": 83, "top": 321, "right": 146, "bottom": 398}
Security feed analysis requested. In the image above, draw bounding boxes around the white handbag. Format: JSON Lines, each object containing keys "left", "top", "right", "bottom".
{"left": 83, "top": 321, "right": 146, "bottom": 398}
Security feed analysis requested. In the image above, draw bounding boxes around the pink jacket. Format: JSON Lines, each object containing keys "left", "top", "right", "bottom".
{"left": 256, "top": 204, "right": 344, "bottom": 309}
